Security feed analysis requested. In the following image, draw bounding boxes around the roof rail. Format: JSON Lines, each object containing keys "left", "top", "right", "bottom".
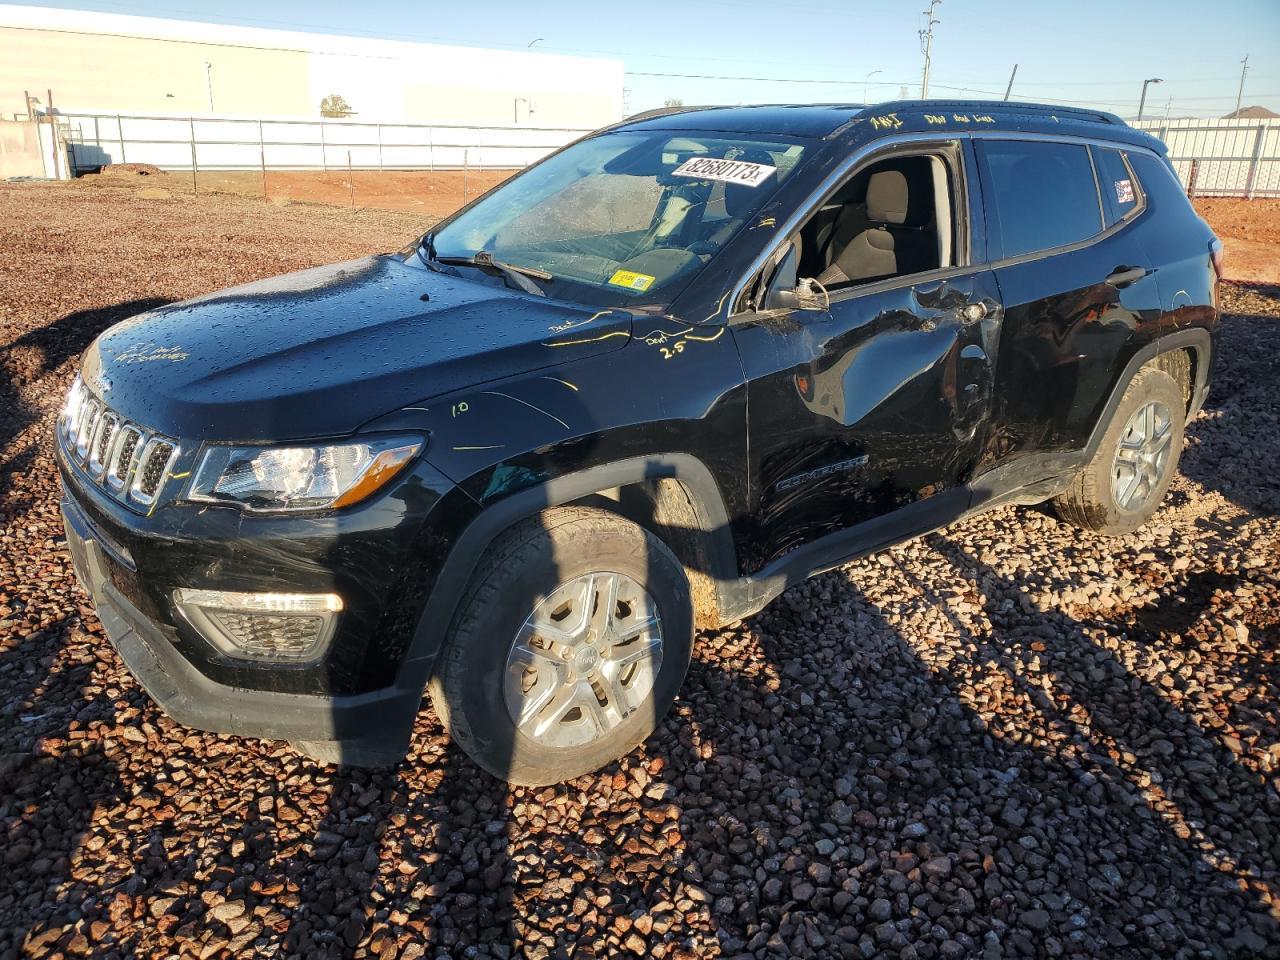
{"left": 869, "top": 99, "right": 1124, "bottom": 126}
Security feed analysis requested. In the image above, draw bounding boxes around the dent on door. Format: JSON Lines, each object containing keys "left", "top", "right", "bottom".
{"left": 737, "top": 272, "right": 1002, "bottom": 569}
{"left": 796, "top": 280, "right": 998, "bottom": 437}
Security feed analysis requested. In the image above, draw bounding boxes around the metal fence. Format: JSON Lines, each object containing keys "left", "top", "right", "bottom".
{"left": 44, "top": 110, "right": 594, "bottom": 176}
{"left": 37, "top": 109, "right": 1280, "bottom": 199}
{"left": 1133, "top": 118, "right": 1280, "bottom": 199}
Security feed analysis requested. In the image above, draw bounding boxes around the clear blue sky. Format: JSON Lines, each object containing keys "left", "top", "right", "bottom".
{"left": 20, "top": 0, "right": 1280, "bottom": 117}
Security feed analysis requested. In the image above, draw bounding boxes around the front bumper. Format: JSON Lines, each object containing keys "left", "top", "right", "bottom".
{"left": 60, "top": 489, "right": 430, "bottom": 764}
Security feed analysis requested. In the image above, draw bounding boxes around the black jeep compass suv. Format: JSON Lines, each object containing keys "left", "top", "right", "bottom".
{"left": 57, "top": 101, "right": 1221, "bottom": 785}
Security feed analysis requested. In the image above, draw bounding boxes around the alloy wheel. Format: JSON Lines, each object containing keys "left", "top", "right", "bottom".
{"left": 503, "top": 572, "right": 664, "bottom": 749}
{"left": 1112, "top": 399, "right": 1174, "bottom": 512}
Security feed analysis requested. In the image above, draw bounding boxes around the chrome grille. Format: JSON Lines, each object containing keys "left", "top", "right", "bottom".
{"left": 88, "top": 413, "right": 119, "bottom": 477}
{"left": 59, "top": 376, "right": 181, "bottom": 512}
{"left": 106, "top": 427, "right": 142, "bottom": 491}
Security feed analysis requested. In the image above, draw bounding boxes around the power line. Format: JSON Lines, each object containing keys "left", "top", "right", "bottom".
{"left": 624, "top": 69, "right": 1279, "bottom": 108}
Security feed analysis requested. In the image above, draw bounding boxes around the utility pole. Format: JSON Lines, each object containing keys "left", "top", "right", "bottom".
{"left": 919, "top": 0, "right": 941, "bottom": 99}
{"left": 203, "top": 61, "right": 214, "bottom": 113}
{"left": 1003, "top": 64, "right": 1018, "bottom": 101}
{"left": 1235, "top": 54, "right": 1249, "bottom": 116}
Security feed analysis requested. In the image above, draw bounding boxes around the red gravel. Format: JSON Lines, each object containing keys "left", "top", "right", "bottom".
{"left": 1, "top": 181, "right": 1278, "bottom": 959}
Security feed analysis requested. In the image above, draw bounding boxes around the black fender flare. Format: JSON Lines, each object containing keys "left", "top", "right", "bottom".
{"left": 1081, "top": 327, "right": 1213, "bottom": 463}
{"left": 390, "top": 452, "right": 738, "bottom": 707}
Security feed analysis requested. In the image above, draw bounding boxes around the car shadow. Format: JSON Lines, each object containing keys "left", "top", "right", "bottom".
{"left": 0, "top": 615, "right": 124, "bottom": 957}
{"left": 0, "top": 298, "right": 172, "bottom": 503}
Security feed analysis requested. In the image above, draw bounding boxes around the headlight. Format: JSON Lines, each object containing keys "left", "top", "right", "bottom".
{"left": 60, "top": 373, "right": 87, "bottom": 444}
{"left": 188, "top": 436, "right": 422, "bottom": 512}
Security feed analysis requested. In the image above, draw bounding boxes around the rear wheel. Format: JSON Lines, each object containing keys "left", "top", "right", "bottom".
{"left": 428, "top": 506, "right": 693, "bottom": 785}
{"left": 1054, "top": 366, "right": 1185, "bottom": 535}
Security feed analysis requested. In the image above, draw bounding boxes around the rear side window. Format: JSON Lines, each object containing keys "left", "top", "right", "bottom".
{"left": 979, "top": 140, "right": 1103, "bottom": 259}
{"left": 1093, "top": 146, "right": 1142, "bottom": 226}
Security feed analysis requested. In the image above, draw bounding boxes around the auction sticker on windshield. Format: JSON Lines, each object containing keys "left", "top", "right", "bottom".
{"left": 608, "top": 269, "right": 656, "bottom": 292}
{"left": 672, "top": 157, "right": 777, "bottom": 187}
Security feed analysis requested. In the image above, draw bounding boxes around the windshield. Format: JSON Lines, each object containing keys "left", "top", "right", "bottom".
{"left": 423, "top": 130, "right": 809, "bottom": 307}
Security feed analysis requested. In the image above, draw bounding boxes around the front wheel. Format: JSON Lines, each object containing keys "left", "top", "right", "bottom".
{"left": 428, "top": 506, "right": 693, "bottom": 786}
{"left": 1054, "top": 366, "right": 1186, "bottom": 536}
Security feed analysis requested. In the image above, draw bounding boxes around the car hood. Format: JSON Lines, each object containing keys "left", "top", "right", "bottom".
{"left": 81, "top": 255, "right": 634, "bottom": 441}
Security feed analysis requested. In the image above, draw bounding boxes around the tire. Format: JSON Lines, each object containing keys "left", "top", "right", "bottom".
{"left": 428, "top": 506, "right": 693, "bottom": 786}
{"left": 1053, "top": 366, "right": 1185, "bottom": 536}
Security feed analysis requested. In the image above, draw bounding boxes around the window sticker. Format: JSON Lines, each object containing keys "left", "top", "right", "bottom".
{"left": 1115, "top": 178, "right": 1135, "bottom": 204}
{"left": 671, "top": 157, "right": 777, "bottom": 188}
{"left": 607, "top": 269, "right": 655, "bottom": 292}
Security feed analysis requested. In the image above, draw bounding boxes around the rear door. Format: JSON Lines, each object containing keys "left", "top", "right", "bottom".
{"left": 973, "top": 137, "right": 1163, "bottom": 482}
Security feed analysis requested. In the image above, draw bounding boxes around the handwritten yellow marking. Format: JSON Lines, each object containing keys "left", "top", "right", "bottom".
{"left": 754, "top": 216, "right": 777, "bottom": 228}
{"left": 642, "top": 326, "right": 694, "bottom": 346}
{"left": 544, "top": 330, "right": 631, "bottom": 348}
{"left": 952, "top": 113, "right": 971, "bottom": 123}
{"left": 542, "top": 376, "right": 579, "bottom": 391}
{"left": 549, "top": 310, "right": 612, "bottom": 334}
{"left": 169, "top": 471, "right": 190, "bottom": 479}
{"left": 683, "top": 327, "right": 726, "bottom": 343}
{"left": 924, "top": 114, "right": 947, "bottom": 125}
{"left": 704, "top": 291, "right": 731, "bottom": 322}
{"left": 973, "top": 114, "right": 995, "bottom": 123}
{"left": 870, "top": 113, "right": 903, "bottom": 130}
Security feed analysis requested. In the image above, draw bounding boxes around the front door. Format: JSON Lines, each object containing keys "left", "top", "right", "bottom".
{"left": 731, "top": 142, "right": 1001, "bottom": 573}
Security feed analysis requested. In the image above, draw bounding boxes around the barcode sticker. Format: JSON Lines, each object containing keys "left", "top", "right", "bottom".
{"left": 672, "top": 157, "right": 777, "bottom": 188}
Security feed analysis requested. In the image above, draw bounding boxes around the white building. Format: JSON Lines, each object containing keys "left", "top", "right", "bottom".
{"left": 0, "top": 4, "right": 624, "bottom": 128}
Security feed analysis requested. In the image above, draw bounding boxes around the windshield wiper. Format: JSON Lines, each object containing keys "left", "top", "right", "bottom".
{"left": 435, "top": 250, "right": 552, "bottom": 297}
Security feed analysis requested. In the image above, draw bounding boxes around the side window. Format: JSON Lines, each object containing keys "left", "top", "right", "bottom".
{"left": 980, "top": 140, "right": 1103, "bottom": 259}
{"left": 1093, "top": 146, "right": 1143, "bottom": 226}
{"left": 793, "top": 151, "right": 959, "bottom": 291}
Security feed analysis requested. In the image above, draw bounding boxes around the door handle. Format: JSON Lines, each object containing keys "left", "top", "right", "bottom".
{"left": 1105, "top": 265, "right": 1148, "bottom": 288}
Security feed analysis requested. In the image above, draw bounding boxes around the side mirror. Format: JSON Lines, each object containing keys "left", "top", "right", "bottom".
{"left": 762, "top": 243, "right": 825, "bottom": 312}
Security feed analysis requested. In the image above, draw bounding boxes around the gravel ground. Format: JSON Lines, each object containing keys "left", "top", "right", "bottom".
{"left": 1, "top": 181, "right": 1278, "bottom": 960}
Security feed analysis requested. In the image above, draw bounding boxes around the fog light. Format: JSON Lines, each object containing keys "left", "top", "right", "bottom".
{"left": 174, "top": 589, "right": 343, "bottom": 662}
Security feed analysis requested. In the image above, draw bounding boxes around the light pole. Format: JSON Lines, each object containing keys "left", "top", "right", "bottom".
{"left": 1136, "top": 77, "right": 1162, "bottom": 123}
{"left": 203, "top": 61, "right": 214, "bottom": 113}
{"left": 863, "top": 69, "right": 882, "bottom": 106}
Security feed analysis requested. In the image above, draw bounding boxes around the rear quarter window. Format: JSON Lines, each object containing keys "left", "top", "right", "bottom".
{"left": 1093, "top": 146, "right": 1142, "bottom": 226}
{"left": 979, "top": 140, "right": 1104, "bottom": 259}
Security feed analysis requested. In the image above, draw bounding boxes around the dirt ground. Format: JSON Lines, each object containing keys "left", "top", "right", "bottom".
{"left": 1, "top": 180, "right": 1279, "bottom": 958}
{"left": 83, "top": 165, "right": 517, "bottom": 220}
{"left": 1193, "top": 199, "right": 1280, "bottom": 284}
